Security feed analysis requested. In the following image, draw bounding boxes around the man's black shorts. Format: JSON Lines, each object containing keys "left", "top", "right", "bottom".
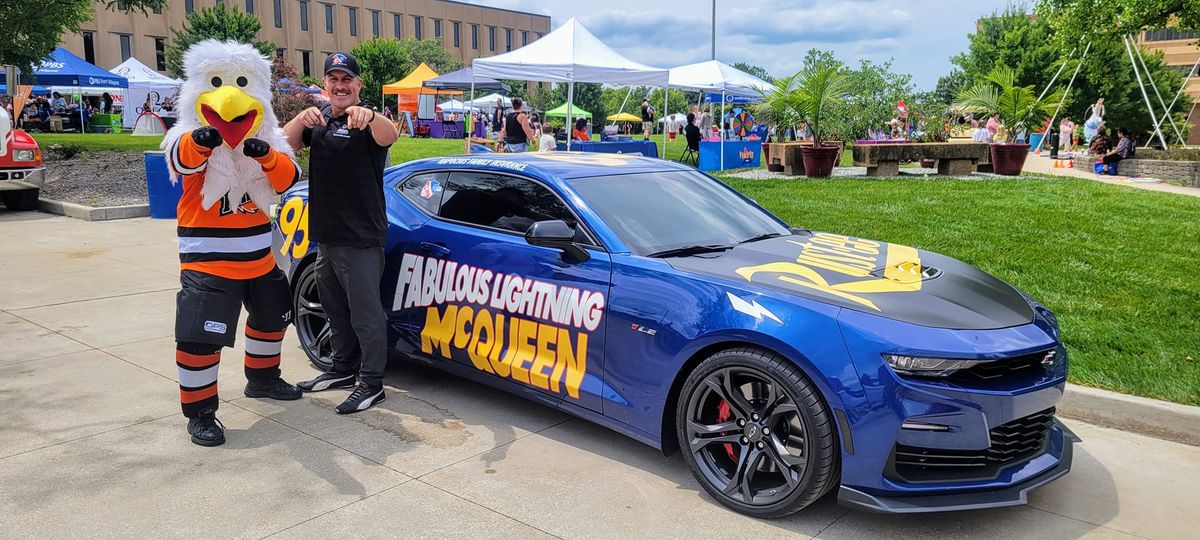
{"left": 175, "top": 268, "right": 292, "bottom": 347}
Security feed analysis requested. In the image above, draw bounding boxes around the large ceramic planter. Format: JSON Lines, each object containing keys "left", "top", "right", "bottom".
{"left": 800, "top": 144, "right": 840, "bottom": 178}
{"left": 990, "top": 143, "right": 1030, "bottom": 176}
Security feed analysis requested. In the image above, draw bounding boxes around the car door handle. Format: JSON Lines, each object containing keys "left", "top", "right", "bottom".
{"left": 419, "top": 242, "right": 451, "bottom": 258}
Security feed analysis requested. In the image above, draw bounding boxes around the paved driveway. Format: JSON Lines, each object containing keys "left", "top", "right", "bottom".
{"left": 1, "top": 210, "right": 1198, "bottom": 539}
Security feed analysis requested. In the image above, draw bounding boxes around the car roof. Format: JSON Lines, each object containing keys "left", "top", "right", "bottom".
{"left": 400, "top": 152, "right": 695, "bottom": 181}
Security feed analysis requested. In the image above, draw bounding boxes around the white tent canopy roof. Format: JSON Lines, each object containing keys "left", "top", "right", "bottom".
{"left": 110, "top": 57, "right": 181, "bottom": 87}
{"left": 438, "top": 99, "right": 478, "bottom": 113}
{"left": 668, "top": 60, "right": 771, "bottom": 97}
{"left": 472, "top": 18, "right": 668, "bottom": 86}
{"left": 467, "top": 93, "right": 512, "bottom": 110}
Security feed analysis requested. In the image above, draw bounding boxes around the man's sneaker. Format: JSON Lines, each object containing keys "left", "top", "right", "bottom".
{"left": 188, "top": 411, "right": 225, "bottom": 447}
{"left": 336, "top": 383, "right": 386, "bottom": 414}
{"left": 297, "top": 371, "right": 356, "bottom": 392}
{"left": 244, "top": 377, "right": 302, "bottom": 400}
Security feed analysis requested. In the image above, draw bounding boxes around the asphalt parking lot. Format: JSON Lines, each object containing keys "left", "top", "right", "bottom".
{"left": 1, "top": 210, "right": 1198, "bottom": 539}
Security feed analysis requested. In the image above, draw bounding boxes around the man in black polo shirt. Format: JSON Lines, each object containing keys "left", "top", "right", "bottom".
{"left": 283, "top": 52, "right": 399, "bottom": 414}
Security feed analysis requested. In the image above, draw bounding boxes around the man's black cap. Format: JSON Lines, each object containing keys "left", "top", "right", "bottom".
{"left": 324, "top": 52, "right": 360, "bottom": 78}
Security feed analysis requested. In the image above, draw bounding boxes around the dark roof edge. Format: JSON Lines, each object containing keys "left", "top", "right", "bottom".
{"left": 436, "top": 0, "right": 552, "bottom": 22}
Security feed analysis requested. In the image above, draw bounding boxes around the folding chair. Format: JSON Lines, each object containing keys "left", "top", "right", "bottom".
{"left": 678, "top": 146, "right": 698, "bottom": 166}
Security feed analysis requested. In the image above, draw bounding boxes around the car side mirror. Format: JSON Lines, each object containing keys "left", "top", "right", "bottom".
{"left": 525, "top": 220, "right": 590, "bottom": 262}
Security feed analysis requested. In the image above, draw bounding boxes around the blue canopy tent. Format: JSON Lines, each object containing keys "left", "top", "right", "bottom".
{"left": 0, "top": 48, "right": 128, "bottom": 131}
{"left": 0, "top": 84, "right": 50, "bottom": 95}
{"left": 422, "top": 67, "right": 510, "bottom": 93}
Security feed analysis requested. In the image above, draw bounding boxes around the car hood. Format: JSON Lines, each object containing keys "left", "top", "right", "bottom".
{"left": 666, "top": 231, "right": 1034, "bottom": 330}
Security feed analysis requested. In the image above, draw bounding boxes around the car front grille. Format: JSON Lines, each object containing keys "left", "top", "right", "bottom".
{"left": 888, "top": 408, "right": 1056, "bottom": 483}
{"left": 948, "top": 350, "right": 1054, "bottom": 382}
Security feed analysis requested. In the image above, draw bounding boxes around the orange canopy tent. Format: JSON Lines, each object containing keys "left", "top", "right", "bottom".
{"left": 383, "top": 63, "right": 460, "bottom": 114}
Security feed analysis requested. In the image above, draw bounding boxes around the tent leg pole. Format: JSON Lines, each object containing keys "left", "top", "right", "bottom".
{"left": 720, "top": 91, "right": 725, "bottom": 170}
{"left": 663, "top": 84, "right": 668, "bottom": 158}
{"left": 1146, "top": 55, "right": 1199, "bottom": 147}
{"left": 469, "top": 78, "right": 476, "bottom": 153}
{"left": 1133, "top": 36, "right": 1185, "bottom": 144}
{"left": 1046, "top": 42, "right": 1090, "bottom": 153}
{"left": 1124, "top": 35, "right": 1169, "bottom": 149}
{"left": 567, "top": 80, "right": 574, "bottom": 151}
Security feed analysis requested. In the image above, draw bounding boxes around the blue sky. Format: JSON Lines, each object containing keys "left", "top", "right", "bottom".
{"left": 465, "top": 0, "right": 1017, "bottom": 89}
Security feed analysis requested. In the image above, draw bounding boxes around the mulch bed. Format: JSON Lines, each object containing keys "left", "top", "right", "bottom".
{"left": 41, "top": 151, "right": 149, "bottom": 207}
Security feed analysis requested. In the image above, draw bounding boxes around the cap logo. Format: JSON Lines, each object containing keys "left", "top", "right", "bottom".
{"left": 331, "top": 53, "right": 347, "bottom": 65}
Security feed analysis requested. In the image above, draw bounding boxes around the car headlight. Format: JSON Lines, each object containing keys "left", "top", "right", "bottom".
{"left": 882, "top": 354, "right": 983, "bottom": 377}
{"left": 14, "top": 149, "right": 35, "bottom": 162}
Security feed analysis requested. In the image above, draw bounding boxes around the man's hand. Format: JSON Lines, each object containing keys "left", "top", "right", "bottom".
{"left": 191, "top": 126, "right": 223, "bottom": 149}
{"left": 345, "top": 106, "right": 375, "bottom": 130}
{"left": 295, "top": 107, "right": 326, "bottom": 128}
{"left": 242, "top": 138, "right": 271, "bottom": 159}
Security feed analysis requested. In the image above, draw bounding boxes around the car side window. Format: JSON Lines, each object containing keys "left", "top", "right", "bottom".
{"left": 396, "top": 171, "right": 450, "bottom": 214}
{"left": 439, "top": 171, "right": 590, "bottom": 243}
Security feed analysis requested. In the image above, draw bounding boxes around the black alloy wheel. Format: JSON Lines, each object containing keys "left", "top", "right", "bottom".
{"left": 677, "top": 348, "right": 839, "bottom": 518}
{"left": 292, "top": 262, "right": 333, "bottom": 370}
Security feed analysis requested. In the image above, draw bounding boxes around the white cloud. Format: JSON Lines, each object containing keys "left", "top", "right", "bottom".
{"left": 460, "top": 0, "right": 1014, "bottom": 89}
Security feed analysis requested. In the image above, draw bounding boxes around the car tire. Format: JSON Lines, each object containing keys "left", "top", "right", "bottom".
{"left": 1, "top": 188, "right": 39, "bottom": 211}
{"left": 291, "top": 260, "right": 334, "bottom": 371}
{"left": 676, "top": 347, "right": 839, "bottom": 518}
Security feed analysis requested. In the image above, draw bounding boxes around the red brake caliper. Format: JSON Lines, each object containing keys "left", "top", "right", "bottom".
{"left": 716, "top": 399, "right": 737, "bottom": 461}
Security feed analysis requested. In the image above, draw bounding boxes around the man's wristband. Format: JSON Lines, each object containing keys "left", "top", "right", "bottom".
{"left": 370, "top": 110, "right": 376, "bottom": 123}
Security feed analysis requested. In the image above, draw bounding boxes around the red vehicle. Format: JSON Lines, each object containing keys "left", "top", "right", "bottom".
{"left": 0, "top": 106, "right": 45, "bottom": 210}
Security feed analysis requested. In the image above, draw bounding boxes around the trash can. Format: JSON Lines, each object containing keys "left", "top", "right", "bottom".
{"left": 144, "top": 150, "right": 182, "bottom": 219}
{"left": 1028, "top": 132, "right": 1045, "bottom": 152}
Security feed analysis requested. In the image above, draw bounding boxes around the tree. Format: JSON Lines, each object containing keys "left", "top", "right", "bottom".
{"left": 165, "top": 5, "right": 275, "bottom": 79}
{"left": 954, "top": 65, "right": 1063, "bottom": 143}
{"left": 542, "top": 82, "right": 605, "bottom": 129}
{"left": 1035, "top": 0, "right": 1199, "bottom": 49}
{"left": 731, "top": 62, "right": 774, "bottom": 82}
{"left": 0, "top": 0, "right": 164, "bottom": 75}
{"left": 839, "top": 58, "right": 915, "bottom": 140}
{"left": 951, "top": 6, "right": 1189, "bottom": 140}
{"left": 350, "top": 38, "right": 463, "bottom": 106}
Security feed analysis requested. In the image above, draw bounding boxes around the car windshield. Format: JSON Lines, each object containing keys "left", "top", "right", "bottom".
{"left": 567, "top": 171, "right": 790, "bottom": 257}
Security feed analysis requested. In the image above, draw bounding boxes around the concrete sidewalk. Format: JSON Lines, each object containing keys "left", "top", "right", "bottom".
{"left": 1022, "top": 152, "right": 1200, "bottom": 198}
{"left": 2, "top": 210, "right": 1199, "bottom": 539}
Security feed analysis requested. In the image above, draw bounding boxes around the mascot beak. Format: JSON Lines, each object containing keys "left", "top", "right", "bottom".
{"left": 196, "top": 86, "right": 265, "bottom": 148}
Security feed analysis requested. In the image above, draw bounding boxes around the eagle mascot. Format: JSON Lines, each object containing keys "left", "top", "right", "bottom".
{"left": 162, "top": 40, "right": 303, "bottom": 447}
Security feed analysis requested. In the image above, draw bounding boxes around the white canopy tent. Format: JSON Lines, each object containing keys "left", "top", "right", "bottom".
{"left": 437, "top": 99, "right": 478, "bottom": 114}
{"left": 668, "top": 60, "right": 772, "bottom": 168}
{"left": 110, "top": 57, "right": 181, "bottom": 128}
{"left": 467, "top": 93, "right": 512, "bottom": 114}
{"left": 472, "top": 17, "right": 669, "bottom": 150}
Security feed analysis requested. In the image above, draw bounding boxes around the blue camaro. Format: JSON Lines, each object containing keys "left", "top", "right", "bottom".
{"left": 271, "top": 152, "right": 1076, "bottom": 517}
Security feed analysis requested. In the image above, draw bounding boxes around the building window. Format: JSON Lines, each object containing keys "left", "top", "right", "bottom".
{"left": 505, "top": 28, "right": 512, "bottom": 51}
{"left": 434, "top": 19, "right": 442, "bottom": 40}
{"left": 393, "top": 13, "right": 402, "bottom": 38}
{"left": 119, "top": 34, "right": 132, "bottom": 62}
{"left": 299, "top": 0, "right": 309, "bottom": 31}
{"left": 215, "top": 0, "right": 223, "bottom": 5}
{"left": 471, "top": 24, "right": 478, "bottom": 49}
{"left": 116, "top": 0, "right": 129, "bottom": 10}
{"left": 413, "top": 16, "right": 422, "bottom": 39}
{"left": 82, "top": 32, "right": 96, "bottom": 65}
{"left": 152, "top": 3, "right": 161, "bottom": 14}
{"left": 324, "top": 3, "right": 333, "bottom": 34}
{"left": 489, "top": 26, "right": 495, "bottom": 51}
{"left": 1143, "top": 28, "right": 1198, "bottom": 42}
{"left": 154, "top": 37, "right": 167, "bottom": 71}
{"left": 185, "top": 0, "right": 194, "bottom": 14}
{"left": 272, "top": 0, "right": 282, "bottom": 28}
{"left": 522, "top": 31, "right": 528, "bottom": 46}
{"left": 371, "top": 10, "right": 380, "bottom": 37}
{"left": 453, "top": 21, "right": 461, "bottom": 48}
{"left": 276, "top": 48, "right": 286, "bottom": 58}
{"left": 301, "top": 51, "right": 311, "bottom": 77}
{"left": 245, "top": 0, "right": 254, "bottom": 14}
{"left": 348, "top": 7, "right": 358, "bottom": 36}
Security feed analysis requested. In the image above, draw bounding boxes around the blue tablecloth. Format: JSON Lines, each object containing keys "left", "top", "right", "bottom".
{"left": 557, "top": 140, "right": 658, "bottom": 158}
{"left": 698, "top": 140, "right": 761, "bottom": 171}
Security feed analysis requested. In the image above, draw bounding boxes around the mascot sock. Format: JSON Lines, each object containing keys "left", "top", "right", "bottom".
{"left": 244, "top": 325, "right": 284, "bottom": 382}
{"left": 177, "top": 342, "right": 221, "bottom": 417}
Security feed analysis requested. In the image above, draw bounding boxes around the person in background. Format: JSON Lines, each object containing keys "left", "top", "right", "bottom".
{"left": 538, "top": 125, "right": 557, "bottom": 152}
{"left": 49, "top": 92, "right": 66, "bottom": 112}
{"left": 1100, "top": 127, "right": 1132, "bottom": 173}
{"left": 1059, "top": 116, "right": 1075, "bottom": 153}
{"left": 101, "top": 92, "right": 114, "bottom": 114}
{"left": 684, "top": 112, "right": 701, "bottom": 153}
{"left": 1088, "top": 126, "right": 1109, "bottom": 157}
{"left": 500, "top": 97, "right": 534, "bottom": 152}
{"left": 491, "top": 98, "right": 506, "bottom": 139}
{"left": 986, "top": 112, "right": 1002, "bottom": 142}
{"left": 640, "top": 98, "right": 654, "bottom": 141}
{"left": 571, "top": 117, "right": 590, "bottom": 142}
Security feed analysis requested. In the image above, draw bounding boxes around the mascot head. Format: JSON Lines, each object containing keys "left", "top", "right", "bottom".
{"left": 177, "top": 39, "right": 278, "bottom": 148}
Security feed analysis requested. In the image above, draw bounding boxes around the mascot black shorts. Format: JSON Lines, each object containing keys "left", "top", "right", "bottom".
{"left": 176, "top": 268, "right": 292, "bottom": 348}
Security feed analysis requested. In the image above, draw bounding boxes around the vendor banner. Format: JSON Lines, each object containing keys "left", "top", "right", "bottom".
{"left": 703, "top": 93, "right": 758, "bottom": 104}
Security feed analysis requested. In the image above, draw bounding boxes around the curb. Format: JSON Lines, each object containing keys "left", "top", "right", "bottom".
{"left": 1059, "top": 383, "right": 1200, "bottom": 447}
{"left": 38, "top": 198, "right": 150, "bottom": 221}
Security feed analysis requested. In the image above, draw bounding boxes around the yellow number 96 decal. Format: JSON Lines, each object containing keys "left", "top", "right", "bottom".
{"left": 278, "top": 197, "right": 310, "bottom": 259}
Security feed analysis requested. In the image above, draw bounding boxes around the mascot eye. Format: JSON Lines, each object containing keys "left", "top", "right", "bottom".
{"left": 236, "top": 76, "right": 248, "bottom": 87}
{"left": 211, "top": 76, "right": 223, "bottom": 87}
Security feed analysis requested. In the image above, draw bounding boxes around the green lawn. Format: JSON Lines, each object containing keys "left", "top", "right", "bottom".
{"left": 32, "top": 132, "right": 165, "bottom": 152}
{"left": 718, "top": 175, "right": 1200, "bottom": 405}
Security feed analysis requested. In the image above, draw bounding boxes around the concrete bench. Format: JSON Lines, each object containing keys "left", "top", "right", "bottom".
{"left": 853, "top": 142, "right": 990, "bottom": 176}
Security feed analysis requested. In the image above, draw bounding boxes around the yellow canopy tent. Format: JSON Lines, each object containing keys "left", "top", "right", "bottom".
{"left": 606, "top": 112, "right": 642, "bottom": 122}
{"left": 383, "top": 63, "right": 460, "bottom": 114}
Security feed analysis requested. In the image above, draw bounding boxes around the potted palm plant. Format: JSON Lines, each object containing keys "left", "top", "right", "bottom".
{"left": 752, "top": 73, "right": 804, "bottom": 172}
{"left": 793, "top": 61, "right": 850, "bottom": 178}
{"left": 954, "top": 65, "right": 1062, "bottom": 175}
